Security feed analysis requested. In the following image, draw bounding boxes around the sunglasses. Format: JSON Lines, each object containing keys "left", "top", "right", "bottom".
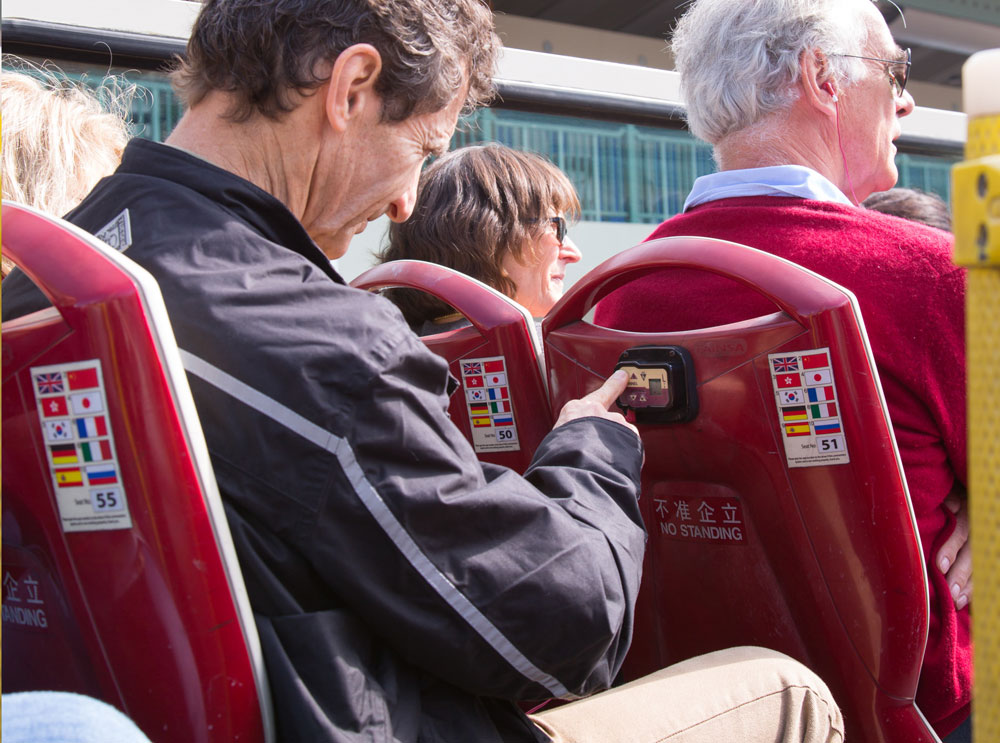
{"left": 830, "top": 47, "right": 911, "bottom": 97}
{"left": 541, "top": 216, "right": 568, "bottom": 245}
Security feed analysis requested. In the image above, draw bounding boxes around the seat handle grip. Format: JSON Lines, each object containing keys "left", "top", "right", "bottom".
{"left": 544, "top": 236, "right": 850, "bottom": 333}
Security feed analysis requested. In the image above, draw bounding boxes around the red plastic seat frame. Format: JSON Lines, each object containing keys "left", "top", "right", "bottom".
{"left": 352, "top": 260, "right": 553, "bottom": 474}
{"left": 542, "top": 236, "right": 938, "bottom": 743}
{"left": 1, "top": 203, "right": 274, "bottom": 743}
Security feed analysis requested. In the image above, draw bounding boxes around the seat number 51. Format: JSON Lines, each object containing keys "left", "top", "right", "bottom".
{"left": 818, "top": 436, "right": 845, "bottom": 453}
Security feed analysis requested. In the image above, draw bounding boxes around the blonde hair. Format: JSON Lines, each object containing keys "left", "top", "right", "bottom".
{"left": 2, "top": 63, "right": 133, "bottom": 276}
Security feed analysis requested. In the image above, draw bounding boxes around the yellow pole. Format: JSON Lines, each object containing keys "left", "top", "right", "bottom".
{"left": 953, "top": 48, "right": 1000, "bottom": 743}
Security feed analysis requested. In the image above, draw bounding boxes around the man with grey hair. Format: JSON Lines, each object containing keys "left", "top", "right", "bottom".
{"left": 598, "top": 0, "right": 970, "bottom": 738}
{"left": 4, "top": 1, "right": 845, "bottom": 741}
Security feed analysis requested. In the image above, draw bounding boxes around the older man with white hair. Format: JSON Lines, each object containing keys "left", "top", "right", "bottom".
{"left": 598, "top": 0, "right": 970, "bottom": 738}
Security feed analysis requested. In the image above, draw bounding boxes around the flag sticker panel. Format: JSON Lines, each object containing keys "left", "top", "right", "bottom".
{"left": 30, "top": 359, "right": 132, "bottom": 532}
{"left": 459, "top": 355, "right": 519, "bottom": 453}
{"left": 768, "top": 348, "right": 849, "bottom": 468}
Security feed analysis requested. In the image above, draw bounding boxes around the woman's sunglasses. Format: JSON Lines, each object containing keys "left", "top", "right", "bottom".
{"left": 543, "top": 216, "right": 568, "bottom": 245}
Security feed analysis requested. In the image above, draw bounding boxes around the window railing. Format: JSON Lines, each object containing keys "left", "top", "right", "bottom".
{"left": 25, "top": 65, "right": 960, "bottom": 225}
{"left": 455, "top": 108, "right": 958, "bottom": 223}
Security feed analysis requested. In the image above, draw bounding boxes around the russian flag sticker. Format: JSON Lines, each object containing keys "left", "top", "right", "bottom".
{"left": 85, "top": 464, "right": 118, "bottom": 486}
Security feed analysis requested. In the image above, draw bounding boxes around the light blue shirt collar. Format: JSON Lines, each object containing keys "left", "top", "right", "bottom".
{"left": 684, "top": 165, "right": 854, "bottom": 211}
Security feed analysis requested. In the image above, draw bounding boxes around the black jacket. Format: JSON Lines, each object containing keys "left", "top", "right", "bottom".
{"left": 3, "top": 139, "right": 646, "bottom": 742}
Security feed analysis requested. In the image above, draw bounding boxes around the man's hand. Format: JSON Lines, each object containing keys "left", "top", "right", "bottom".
{"left": 937, "top": 492, "right": 971, "bottom": 610}
{"left": 554, "top": 370, "right": 638, "bottom": 436}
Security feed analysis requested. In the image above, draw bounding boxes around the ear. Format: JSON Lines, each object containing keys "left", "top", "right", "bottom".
{"left": 799, "top": 48, "right": 838, "bottom": 117}
{"left": 325, "top": 43, "right": 383, "bottom": 133}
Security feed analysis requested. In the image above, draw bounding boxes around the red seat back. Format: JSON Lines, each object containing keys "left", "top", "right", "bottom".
{"left": 543, "top": 236, "right": 936, "bottom": 743}
{"left": 1, "top": 203, "right": 274, "bottom": 743}
{"left": 352, "top": 260, "right": 552, "bottom": 473}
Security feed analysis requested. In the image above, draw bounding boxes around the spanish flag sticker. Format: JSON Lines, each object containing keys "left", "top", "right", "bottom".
{"left": 55, "top": 467, "right": 83, "bottom": 488}
{"left": 784, "top": 422, "right": 810, "bottom": 438}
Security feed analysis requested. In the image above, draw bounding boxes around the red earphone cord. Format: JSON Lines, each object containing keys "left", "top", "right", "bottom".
{"left": 832, "top": 94, "right": 861, "bottom": 205}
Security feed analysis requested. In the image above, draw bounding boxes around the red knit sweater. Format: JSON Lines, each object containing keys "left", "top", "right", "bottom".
{"left": 596, "top": 197, "right": 970, "bottom": 734}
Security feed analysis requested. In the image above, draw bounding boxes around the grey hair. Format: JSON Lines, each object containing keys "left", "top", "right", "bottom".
{"left": 672, "top": 0, "right": 874, "bottom": 144}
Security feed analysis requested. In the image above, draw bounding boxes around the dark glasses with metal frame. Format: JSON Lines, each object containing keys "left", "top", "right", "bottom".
{"left": 830, "top": 47, "right": 911, "bottom": 97}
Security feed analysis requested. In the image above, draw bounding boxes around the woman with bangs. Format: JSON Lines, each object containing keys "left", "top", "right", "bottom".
{"left": 378, "top": 142, "right": 582, "bottom": 334}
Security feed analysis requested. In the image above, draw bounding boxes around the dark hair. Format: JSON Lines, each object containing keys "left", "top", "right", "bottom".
{"left": 377, "top": 143, "right": 581, "bottom": 327}
{"left": 862, "top": 188, "right": 952, "bottom": 232}
{"left": 172, "top": 0, "right": 499, "bottom": 123}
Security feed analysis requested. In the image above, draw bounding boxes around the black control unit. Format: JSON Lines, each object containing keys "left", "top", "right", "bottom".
{"left": 614, "top": 345, "right": 698, "bottom": 424}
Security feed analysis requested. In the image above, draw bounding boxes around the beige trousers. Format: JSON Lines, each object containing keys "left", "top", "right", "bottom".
{"left": 531, "top": 647, "right": 844, "bottom": 743}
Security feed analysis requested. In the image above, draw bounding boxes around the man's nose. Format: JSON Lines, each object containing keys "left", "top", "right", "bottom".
{"left": 387, "top": 177, "right": 419, "bottom": 223}
{"left": 897, "top": 88, "right": 915, "bottom": 117}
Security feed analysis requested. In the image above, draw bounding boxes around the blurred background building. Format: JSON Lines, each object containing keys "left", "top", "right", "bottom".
{"left": 4, "top": 0, "right": 997, "bottom": 280}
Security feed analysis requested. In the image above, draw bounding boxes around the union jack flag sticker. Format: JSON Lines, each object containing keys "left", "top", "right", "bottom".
{"left": 772, "top": 356, "right": 799, "bottom": 373}
{"left": 462, "top": 362, "right": 482, "bottom": 376}
{"left": 35, "top": 372, "right": 65, "bottom": 394}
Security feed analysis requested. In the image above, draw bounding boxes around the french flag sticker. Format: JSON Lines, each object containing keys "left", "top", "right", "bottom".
{"left": 76, "top": 415, "right": 109, "bottom": 439}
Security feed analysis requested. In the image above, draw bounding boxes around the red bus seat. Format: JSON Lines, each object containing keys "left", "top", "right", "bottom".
{"left": 352, "top": 260, "right": 552, "bottom": 473}
{"left": 1, "top": 202, "right": 274, "bottom": 743}
{"left": 542, "top": 236, "right": 937, "bottom": 743}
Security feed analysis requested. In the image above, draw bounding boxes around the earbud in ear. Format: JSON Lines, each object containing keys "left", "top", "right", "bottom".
{"left": 823, "top": 82, "right": 838, "bottom": 102}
